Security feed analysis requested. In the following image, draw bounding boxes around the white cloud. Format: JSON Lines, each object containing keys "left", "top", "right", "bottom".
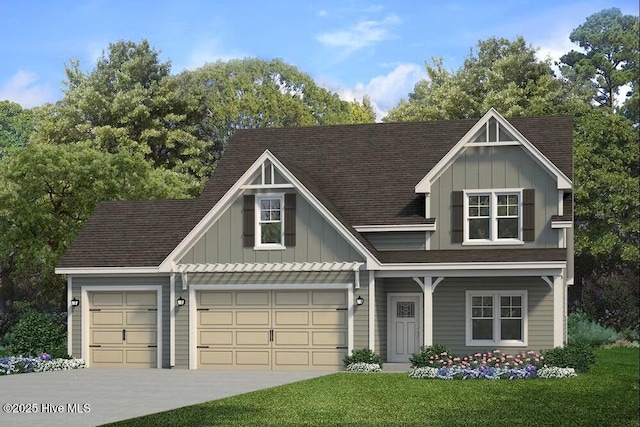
{"left": 0, "top": 70, "right": 55, "bottom": 108}
{"left": 324, "top": 63, "right": 425, "bottom": 121}
{"left": 315, "top": 14, "right": 401, "bottom": 54}
{"left": 176, "top": 38, "right": 249, "bottom": 72}
{"left": 317, "top": 10, "right": 328, "bottom": 17}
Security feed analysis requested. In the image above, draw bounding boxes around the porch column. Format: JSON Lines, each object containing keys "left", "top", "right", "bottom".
{"left": 553, "top": 275, "right": 565, "bottom": 347}
{"left": 368, "top": 271, "right": 375, "bottom": 351}
{"left": 412, "top": 277, "right": 434, "bottom": 347}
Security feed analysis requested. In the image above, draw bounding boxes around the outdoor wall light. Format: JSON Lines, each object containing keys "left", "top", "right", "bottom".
{"left": 356, "top": 296, "right": 364, "bottom": 306}
{"left": 71, "top": 297, "right": 80, "bottom": 307}
{"left": 177, "top": 297, "right": 186, "bottom": 307}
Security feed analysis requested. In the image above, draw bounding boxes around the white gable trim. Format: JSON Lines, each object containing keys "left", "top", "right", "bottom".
{"left": 355, "top": 223, "right": 436, "bottom": 232}
{"left": 159, "top": 150, "right": 378, "bottom": 272}
{"left": 415, "top": 109, "right": 572, "bottom": 193}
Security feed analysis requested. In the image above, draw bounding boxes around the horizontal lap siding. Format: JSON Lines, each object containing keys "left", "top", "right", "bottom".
{"left": 363, "top": 232, "right": 425, "bottom": 251}
{"left": 432, "top": 277, "right": 553, "bottom": 355}
{"left": 70, "top": 276, "right": 170, "bottom": 367}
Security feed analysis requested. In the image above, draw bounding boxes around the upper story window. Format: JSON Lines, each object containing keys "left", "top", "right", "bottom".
{"left": 465, "top": 190, "right": 522, "bottom": 244}
{"left": 257, "top": 195, "right": 284, "bottom": 247}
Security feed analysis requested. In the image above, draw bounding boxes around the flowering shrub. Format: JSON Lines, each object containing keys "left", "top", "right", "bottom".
{"left": 346, "top": 362, "right": 381, "bottom": 372}
{"left": 409, "top": 364, "right": 538, "bottom": 380}
{"left": 0, "top": 353, "right": 85, "bottom": 376}
{"left": 411, "top": 348, "right": 545, "bottom": 370}
{"left": 537, "top": 367, "right": 577, "bottom": 378}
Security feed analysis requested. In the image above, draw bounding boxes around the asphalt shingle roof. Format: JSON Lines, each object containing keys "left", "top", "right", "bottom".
{"left": 57, "top": 115, "right": 573, "bottom": 269}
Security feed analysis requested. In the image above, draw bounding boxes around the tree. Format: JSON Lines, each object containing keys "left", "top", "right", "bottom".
{"left": 175, "top": 58, "right": 374, "bottom": 165}
{"left": 0, "top": 143, "right": 191, "bottom": 316}
{"left": 0, "top": 101, "right": 34, "bottom": 160}
{"left": 559, "top": 8, "right": 639, "bottom": 111}
{"left": 385, "top": 37, "right": 573, "bottom": 122}
{"left": 573, "top": 108, "right": 639, "bottom": 274}
{"left": 31, "top": 40, "right": 207, "bottom": 194}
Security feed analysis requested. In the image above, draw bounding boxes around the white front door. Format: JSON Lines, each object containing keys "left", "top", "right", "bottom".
{"left": 388, "top": 294, "right": 422, "bottom": 362}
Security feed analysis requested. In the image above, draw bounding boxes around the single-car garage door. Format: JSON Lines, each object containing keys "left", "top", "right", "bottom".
{"left": 197, "top": 290, "right": 348, "bottom": 370}
{"left": 88, "top": 291, "right": 158, "bottom": 368}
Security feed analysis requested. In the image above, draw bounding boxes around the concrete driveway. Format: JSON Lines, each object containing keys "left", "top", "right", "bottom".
{"left": 0, "top": 368, "right": 332, "bottom": 426}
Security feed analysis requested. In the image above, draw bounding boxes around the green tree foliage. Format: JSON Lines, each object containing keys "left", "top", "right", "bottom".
{"left": 559, "top": 8, "right": 639, "bottom": 112}
{"left": 0, "top": 143, "right": 191, "bottom": 316}
{"left": 31, "top": 40, "right": 207, "bottom": 193}
{"left": 0, "top": 101, "right": 34, "bottom": 160}
{"left": 385, "top": 37, "right": 573, "bottom": 122}
{"left": 573, "top": 108, "right": 639, "bottom": 270}
{"left": 175, "top": 58, "right": 373, "bottom": 165}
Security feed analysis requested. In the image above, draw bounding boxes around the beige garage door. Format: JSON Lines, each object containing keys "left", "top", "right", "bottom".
{"left": 197, "top": 290, "right": 348, "bottom": 370}
{"left": 88, "top": 291, "right": 158, "bottom": 368}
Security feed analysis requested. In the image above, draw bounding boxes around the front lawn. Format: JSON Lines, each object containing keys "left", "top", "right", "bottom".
{"left": 105, "top": 347, "right": 639, "bottom": 427}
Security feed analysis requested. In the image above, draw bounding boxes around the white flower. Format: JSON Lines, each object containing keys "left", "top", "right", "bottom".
{"left": 346, "top": 362, "right": 381, "bottom": 372}
{"left": 538, "top": 367, "right": 577, "bottom": 379}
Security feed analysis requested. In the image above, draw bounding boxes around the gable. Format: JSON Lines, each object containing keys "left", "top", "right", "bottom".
{"left": 415, "top": 109, "right": 572, "bottom": 194}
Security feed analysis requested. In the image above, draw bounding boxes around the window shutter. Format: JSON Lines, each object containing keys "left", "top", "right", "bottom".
{"left": 522, "top": 189, "right": 535, "bottom": 242}
{"left": 243, "top": 194, "right": 255, "bottom": 247}
{"left": 284, "top": 193, "right": 296, "bottom": 246}
{"left": 451, "top": 191, "right": 464, "bottom": 243}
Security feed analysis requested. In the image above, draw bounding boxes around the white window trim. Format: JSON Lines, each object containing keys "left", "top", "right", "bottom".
{"left": 255, "top": 193, "right": 285, "bottom": 250}
{"left": 463, "top": 189, "right": 524, "bottom": 245}
{"left": 465, "top": 290, "right": 528, "bottom": 347}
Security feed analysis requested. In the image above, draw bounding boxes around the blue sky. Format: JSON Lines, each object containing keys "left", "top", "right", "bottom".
{"left": 1, "top": 1, "right": 637, "bottom": 118}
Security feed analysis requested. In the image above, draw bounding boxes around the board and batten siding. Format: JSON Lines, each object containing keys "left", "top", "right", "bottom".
{"left": 180, "top": 192, "right": 364, "bottom": 265}
{"left": 430, "top": 145, "right": 558, "bottom": 249}
{"left": 432, "top": 277, "right": 553, "bottom": 355}
{"left": 362, "top": 232, "right": 425, "bottom": 251}
{"left": 70, "top": 276, "right": 171, "bottom": 367}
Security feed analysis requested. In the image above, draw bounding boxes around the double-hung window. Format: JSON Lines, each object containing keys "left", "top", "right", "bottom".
{"left": 466, "top": 290, "right": 527, "bottom": 346}
{"left": 257, "top": 195, "right": 284, "bottom": 247}
{"left": 465, "top": 190, "right": 522, "bottom": 244}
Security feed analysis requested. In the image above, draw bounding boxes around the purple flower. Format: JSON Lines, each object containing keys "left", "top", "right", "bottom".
{"left": 39, "top": 353, "right": 52, "bottom": 361}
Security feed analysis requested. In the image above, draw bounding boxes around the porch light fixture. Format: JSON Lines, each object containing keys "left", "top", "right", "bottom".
{"left": 356, "top": 296, "right": 364, "bottom": 306}
{"left": 177, "top": 297, "right": 186, "bottom": 307}
{"left": 70, "top": 297, "right": 79, "bottom": 307}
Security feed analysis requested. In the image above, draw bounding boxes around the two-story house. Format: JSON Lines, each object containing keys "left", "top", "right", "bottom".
{"left": 56, "top": 109, "right": 573, "bottom": 370}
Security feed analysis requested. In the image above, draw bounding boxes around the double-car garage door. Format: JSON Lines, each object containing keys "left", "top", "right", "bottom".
{"left": 197, "top": 290, "right": 348, "bottom": 370}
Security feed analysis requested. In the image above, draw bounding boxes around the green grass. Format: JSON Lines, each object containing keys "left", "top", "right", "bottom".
{"left": 105, "top": 347, "right": 639, "bottom": 427}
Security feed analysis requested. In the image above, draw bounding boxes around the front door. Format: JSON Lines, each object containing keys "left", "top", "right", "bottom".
{"left": 388, "top": 294, "right": 422, "bottom": 362}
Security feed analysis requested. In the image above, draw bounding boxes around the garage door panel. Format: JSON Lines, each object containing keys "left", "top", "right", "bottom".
{"left": 236, "top": 292, "right": 269, "bottom": 306}
{"left": 274, "top": 311, "right": 309, "bottom": 326}
{"left": 91, "top": 349, "right": 123, "bottom": 364}
{"left": 274, "top": 331, "right": 309, "bottom": 346}
{"left": 126, "top": 330, "right": 156, "bottom": 345}
{"left": 312, "top": 351, "right": 345, "bottom": 367}
{"left": 91, "top": 311, "right": 124, "bottom": 326}
{"left": 125, "top": 311, "right": 157, "bottom": 326}
{"left": 200, "top": 291, "right": 233, "bottom": 306}
{"left": 200, "top": 311, "right": 233, "bottom": 326}
{"left": 236, "top": 310, "right": 270, "bottom": 325}
{"left": 312, "top": 331, "right": 347, "bottom": 346}
{"left": 312, "top": 311, "right": 347, "bottom": 326}
{"left": 91, "top": 293, "right": 123, "bottom": 307}
{"left": 199, "top": 350, "right": 233, "bottom": 367}
{"left": 91, "top": 330, "right": 123, "bottom": 345}
{"left": 125, "top": 292, "right": 156, "bottom": 307}
{"left": 125, "top": 349, "right": 156, "bottom": 366}
{"left": 236, "top": 330, "right": 270, "bottom": 346}
{"left": 274, "top": 351, "right": 309, "bottom": 367}
{"left": 312, "top": 291, "right": 346, "bottom": 306}
{"left": 200, "top": 330, "right": 233, "bottom": 346}
{"left": 236, "top": 350, "right": 270, "bottom": 366}
{"left": 274, "top": 291, "right": 309, "bottom": 306}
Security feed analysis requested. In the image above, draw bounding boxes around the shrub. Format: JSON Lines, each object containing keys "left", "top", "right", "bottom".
{"left": 409, "top": 344, "right": 455, "bottom": 368}
{"left": 542, "top": 343, "right": 596, "bottom": 373}
{"left": 568, "top": 311, "right": 619, "bottom": 347}
{"left": 6, "top": 310, "right": 66, "bottom": 357}
{"left": 581, "top": 270, "right": 639, "bottom": 334}
{"left": 343, "top": 348, "right": 382, "bottom": 368}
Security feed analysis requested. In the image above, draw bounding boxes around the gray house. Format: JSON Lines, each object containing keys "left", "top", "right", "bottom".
{"left": 56, "top": 109, "right": 574, "bottom": 370}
